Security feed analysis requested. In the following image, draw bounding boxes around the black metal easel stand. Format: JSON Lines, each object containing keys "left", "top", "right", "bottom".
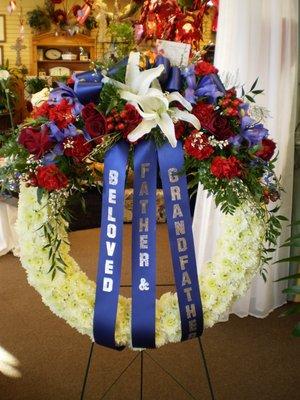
{"left": 80, "top": 337, "right": 216, "bottom": 400}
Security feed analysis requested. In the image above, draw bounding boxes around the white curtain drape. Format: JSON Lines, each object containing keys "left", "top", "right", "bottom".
{"left": 0, "top": 203, "right": 18, "bottom": 257}
{"left": 193, "top": 0, "right": 298, "bottom": 318}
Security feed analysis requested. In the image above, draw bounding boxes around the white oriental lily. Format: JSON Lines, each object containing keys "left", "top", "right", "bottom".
{"left": 102, "top": 52, "right": 200, "bottom": 148}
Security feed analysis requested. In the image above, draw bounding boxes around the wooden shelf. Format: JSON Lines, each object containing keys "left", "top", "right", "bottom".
{"left": 37, "top": 60, "right": 91, "bottom": 63}
{"left": 31, "top": 32, "right": 96, "bottom": 75}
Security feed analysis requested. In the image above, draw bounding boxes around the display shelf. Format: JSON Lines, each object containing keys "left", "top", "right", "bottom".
{"left": 31, "top": 32, "right": 96, "bottom": 76}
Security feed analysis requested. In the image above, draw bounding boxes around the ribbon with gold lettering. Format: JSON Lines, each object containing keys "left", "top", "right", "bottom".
{"left": 93, "top": 140, "right": 129, "bottom": 349}
{"left": 157, "top": 141, "right": 204, "bottom": 341}
{"left": 131, "top": 140, "right": 157, "bottom": 348}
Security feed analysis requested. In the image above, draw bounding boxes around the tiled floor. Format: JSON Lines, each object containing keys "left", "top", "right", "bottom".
{"left": 0, "top": 225, "right": 299, "bottom": 400}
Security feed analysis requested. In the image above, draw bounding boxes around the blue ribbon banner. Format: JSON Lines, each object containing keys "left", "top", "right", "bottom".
{"left": 157, "top": 142, "right": 204, "bottom": 341}
{"left": 93, "top": 140, "right": 129, "bottom": 349}
{"left": 93, "top": 140, "right": 203, "bottom": 348}
{"left": 131, "top": 140, "right": 158, "bottom": 348}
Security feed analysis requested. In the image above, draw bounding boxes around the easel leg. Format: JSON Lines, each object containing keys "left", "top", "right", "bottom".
{"left": 140, "top": 351, "right": 144, "bottom": 400}
{"left": 198, "top": 338, "right": 216, "bottom": 400}
{"left": 80, "top": 342, "right": 95, "bottom": 400}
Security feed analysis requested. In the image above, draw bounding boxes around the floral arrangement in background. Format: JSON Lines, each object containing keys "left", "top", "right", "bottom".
{"left": 27, "top": 0, "right": 98, "bottom": 35}
{"left": 135, "top": 0, "right": 212, "bottom": 49}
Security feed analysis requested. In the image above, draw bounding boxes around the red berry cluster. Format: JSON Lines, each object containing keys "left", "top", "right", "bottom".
{"left": 106, "top": 109, "right": 125, "bottom": 133}
{"left": 106, "top": 104, "right": 142, "bottom": 138}
{"left": 219, "top": 89, "right": 243, "bottom": 117}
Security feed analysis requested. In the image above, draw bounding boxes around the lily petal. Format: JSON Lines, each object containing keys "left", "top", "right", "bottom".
{"left": 127, "top": 119, "right": 157, "bottom": 142}
{"left": 158, "top": 112, "right": 177, "bottom": 148}
{"left": 131, "top": 102, "right": 158, "bottom": 121}
{"left": 120, "top": 91, "right": 158, "bottom": 119}
{"left": 125, "top": 52, "right": 141, "bottom": 90}
{"left": 170, "top": 108, "right": 201, "bottom": 130}
{"left": 167, "top": 92, "right": 192, "bottom": 111}
{"left": 132, "top": 65, "right": 165, "bottom": 95}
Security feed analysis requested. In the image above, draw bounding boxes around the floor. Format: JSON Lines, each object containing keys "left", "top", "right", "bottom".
{"left": 0, "top": 225, "right": 299, "bottom": 400}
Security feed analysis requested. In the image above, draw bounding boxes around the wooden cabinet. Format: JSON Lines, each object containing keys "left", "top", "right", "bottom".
{"left": 31, "top": 32, "right": 96, "bottom": 76}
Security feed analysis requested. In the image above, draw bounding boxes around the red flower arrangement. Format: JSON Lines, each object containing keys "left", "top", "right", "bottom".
{"left": 36, "top": 164, "right": 68, "bottom": 191}
{"left": 33, "top": 99, "right": 75, "bottom": 130}
{"left": 85, "top": 109, "right": 107, "bottom": 144}
{"left": 210, "top": 156, "right": 241, "bottom": 180}
{"left": 106, "top": 104, "right": 142, "bottom": 140}
{"left": 255, "top": 139, "right": 276, "bottom": 161}
{"left": 63, "top": 135, "right": 92, "bottom": 162}
{"left": 195, "top": 61, "right": 218, "bottom": 76}
{"left": 184, "top": 131, "right": 214, "bottom": 160}
{"left": 18, "top": 126, "right": 53, "bottom": 158}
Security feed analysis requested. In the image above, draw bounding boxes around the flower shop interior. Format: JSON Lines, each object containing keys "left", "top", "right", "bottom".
{"left": 0, "top": 1, "right": 299, "bottom": 399}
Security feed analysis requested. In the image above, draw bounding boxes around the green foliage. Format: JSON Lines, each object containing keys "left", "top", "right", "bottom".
{"left": 275, "top": 221, "right": 300, "bottom": 337}
{"left": 25, "top": 77, "right": 48, "bottom": 95}
{"left": 108, "top": 22, "right": 135, "bottom": 60}
{"left": 85, "top": 16, "right": 98, "bottom": 31}
{"left": 241, "top": 77, "right": 264, "bottom": 102}
{"left": 27, "top": 7, "right": 51, "bottom": 32}
{"left": 97, "top": 83, "right": 125, "bottom": 115}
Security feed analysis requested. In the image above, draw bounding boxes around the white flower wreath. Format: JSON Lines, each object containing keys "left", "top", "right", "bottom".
{"left": 17, "top": 183, "right": 266, "bottom": 348}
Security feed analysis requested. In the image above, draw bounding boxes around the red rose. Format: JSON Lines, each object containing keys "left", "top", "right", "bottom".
{"left": 194, "top": 61, "right": 218, "bottom": 76}
{"left": 81, "top": 103, "right": 98, "bottom": 120}
{"left": 36, "top": 164, "right": 68, "bottom": 191}
{"left": 85, "top": 111, "right": 107, "bottom": 144}
{"left": 175, "top": 121, "right": 186, "bottom": 139}
{"left": 49, "top": 99, "right": 74, "bottom": 129}
{"left": 184, "top": 132, "right": 214, "bottom": 160}
{"left": 63, "top": 135, "right": 92, "bottom": 162}
{"left": 18, "top": 126, "right": 54, "bottom": 158}
{"left": 211, "top": 156, "right": 241, "bottom": 179}
{"left": 256, "top": 139, "right": 276, "bottom": 161}
{"left": 213, "top": 115, "right": 234, "bottom": 140}
{"left": 192, "top": 102, "right": 216, "bottom": 133}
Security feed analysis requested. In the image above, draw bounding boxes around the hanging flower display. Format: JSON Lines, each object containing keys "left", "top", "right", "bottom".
{"left": 137, "top": 0, "right": 210, "bottom": 49}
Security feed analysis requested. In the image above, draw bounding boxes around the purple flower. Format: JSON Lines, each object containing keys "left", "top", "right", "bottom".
{"left": 48, "top": 122, "right": 78, "bottom": 142}
{"left": 195, "top": 74, "right": 225, "bottom": 104}
{"left": 42, "top": 143, "right": 63, "bottom": 165}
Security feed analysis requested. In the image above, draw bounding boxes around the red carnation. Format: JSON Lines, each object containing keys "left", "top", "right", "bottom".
{"left": 85, "top": 111, "right": 107, "bottom": 144}
{"left": 184, "top": 131, "right": 214, "bottom": 160}
{"left": 36, "top": 164, "right": 68, "bottom": 191}
{"left": 18, "top": 126, "right": 53, "bottom": 158}
{"left": 192, "top": 102, "right": 216, "bottom": 133}
{"left": 194, "top": 61, "right": 218, "bottom": 76}
{"left": 32, "top": 101, "right": 51, "bottom": 119}
{"left": 63, "top": 135, "right": 92, "bottom": 162}
{"left": 49, "top": 99, "right": 74, "bottom": 129}
{"left": 256, "top": 139, "right": 276, "bottom": 161}
{"left": 81, "top": 103, "right": 99, "bottom": 120}
{"left": 211, "top": 156, "right": 241, "bottom": 180}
